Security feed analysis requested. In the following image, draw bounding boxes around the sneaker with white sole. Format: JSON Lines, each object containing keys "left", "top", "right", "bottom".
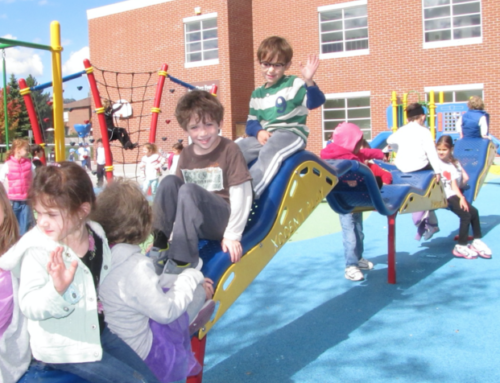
{"left": 470, "top": 239, "right": 492, "bottom": 259}
{"left": 358, "top": 258, "right": 374, "bottom": 270}
{"left": 452, "top": 244, "right": 478, "bottom": 260}
{"left": 163, "top": 258, "right": 203, "bottom": 275}
{"left": 345, "top": 266, "right": 364, "bottom": 281}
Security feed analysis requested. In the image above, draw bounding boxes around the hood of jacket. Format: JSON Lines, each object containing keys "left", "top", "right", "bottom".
{"left": 332, "top": 122, "right": 363, "bottom": 152}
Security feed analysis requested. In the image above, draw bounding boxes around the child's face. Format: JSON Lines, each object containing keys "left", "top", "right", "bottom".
{"left": 173, "top": 149, "right": 181, "bottom": 155}
{"left": 142, "top": 147, "right": 150, "bottom": 155}
{"left": 186, "top": 115, "right": 222, "bottom": 155}
{"left": 260, "top": 56, "right": 291, "bottom": 88}
{"left": 16, "top": 146, "right": 29, "bottom": 158}
{"left": 436, "top": 144, "right": 451, "bottom": 161}
{"left": 34, "top": 201, "right": 79, "bottom": 242}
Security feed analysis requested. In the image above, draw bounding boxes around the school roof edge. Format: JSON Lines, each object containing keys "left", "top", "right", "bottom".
{"left": 87, "top": 0, "right": 175, "bottom": 20}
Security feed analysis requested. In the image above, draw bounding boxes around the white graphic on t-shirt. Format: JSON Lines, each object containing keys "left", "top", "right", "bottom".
{"left": 181, "top": 167, "right": 224, "bottom": 192}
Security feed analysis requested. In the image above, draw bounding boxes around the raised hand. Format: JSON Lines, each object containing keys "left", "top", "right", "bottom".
{"left": 46, "top": 247, "right": 78, "bottom": 295}
{"left": 299, "top": 54, "right": 320, "bottom": 86}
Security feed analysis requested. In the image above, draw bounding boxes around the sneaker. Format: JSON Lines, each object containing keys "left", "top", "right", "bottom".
{"left": 470, "top": 239, "right": 492, "bottom": 259}
{"left": 189, "top": 299, "right": 215, "bottom": 335}
{"left": 423, "top": 225, "right": 440, "bottom": 241}
{"left": 345, "top": 266, "right": 364, "bottom": 281}
{"left": 452, "top": 244, "right": 478, "bottom": 260}
{"left": 146, "top": 245, "right": 169, "bottom": 275}
{"left": 358, "top": 258, "right": 374, "bottom": 270}
{"left": 163, "top": 257, "right": 203, "bottom": 275}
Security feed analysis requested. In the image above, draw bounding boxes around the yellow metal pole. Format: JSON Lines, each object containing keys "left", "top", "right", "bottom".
{"left": 403, "top": 93, "right": 408, "bottom": 124}
{"left": 439, "top": 91, "right": 444, "bottom": 104}
{"left": 429, "top": 90, "right": 436, "bottom": 140}
{"left": 391, "top": 91, "right": 398, "bottom": 133}
{"left": 50, "top": 21, "right": 65, "bottom": 161}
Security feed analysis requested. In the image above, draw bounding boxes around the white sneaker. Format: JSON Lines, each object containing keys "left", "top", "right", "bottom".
{"left": 358, "top": 258, "right": 374, "bottom": 270}
{"left": 470, "top": 239, "right": 492, "bottom": 259}
{"left": 452, "top": 244, "right": 478, "bottom": 260}
{"left": 345, "top": 266, "right": 364, "bottom": 281}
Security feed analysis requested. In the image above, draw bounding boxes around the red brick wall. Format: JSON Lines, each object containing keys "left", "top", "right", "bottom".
{"left": 89, "top": 0, "right": 500, "bottom": 160}
{"left": 66, "top": 107, "right": 91, "bottom": 136}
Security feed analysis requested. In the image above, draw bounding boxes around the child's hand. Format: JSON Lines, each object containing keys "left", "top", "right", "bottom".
{"left": 221, "top": 238, "right": 243, "bottom": 263}
{"left": 299, "top": 54, "right": 320, "bottom": 86}
{"left": 435, "top": 173, "right": 441, "bottom": 183}
{"left": 47, "top": 247, "right": 78, "bottom": 295}
{"left": 257, "top": 130, "right": 272, "bottom": 145}
{"left": 203, "top": 278, "right": 214, "bottom": 300}
{"left": 459, "top": 196, "right": 469, "bottom": 212}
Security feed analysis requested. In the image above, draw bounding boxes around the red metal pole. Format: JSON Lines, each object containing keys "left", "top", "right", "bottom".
{"left": 19, "top": 78, "right": 46, "bottom": 165}
{"left": 149, "top": 64, "right": 168, "bottom": 144}
{"left": 83, "top": 59, "right": 113, "bottom": 181}
{"left": 187, "top": 335, "right": 207, "bottom": 383}
{"left": 387, "top": 213, "right": 397, "bottom": 284}
{"left": 210, "top": 84, "right": 218, "bottom": 96}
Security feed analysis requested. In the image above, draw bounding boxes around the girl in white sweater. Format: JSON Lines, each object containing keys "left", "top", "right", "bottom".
{"left": 92, "top": 178, "right": 214, "bottom": 383}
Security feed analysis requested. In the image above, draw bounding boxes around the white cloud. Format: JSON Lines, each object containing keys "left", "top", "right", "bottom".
{"left": 62, "top": 46, "right": 89, "bottom": 75}
{"left": 2, "top": 34, "right": 43, "bottom": 77}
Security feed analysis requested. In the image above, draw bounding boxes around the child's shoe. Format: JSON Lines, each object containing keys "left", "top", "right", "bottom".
{"left": 345, "top": 266, "right": 364, "bottom": 281}
{"left": 423, "top": 225, "right": 440, "bottom": 241}
{"left": 452, "top": 244, "right": 478, "bottom": 259}
{"left": 163, "top": 258, "right": 203, "bottom": 275}
{"left": 470, "top": 239, "right": 492, "bottom": 259}
{"left": 189, "top": 299, "right": 215, "bottom": 335}
{"left": 358, "top": 258, "right": 374, "bottom": 270}
{"left": 147, "top": 245, "right": 169, "bottom": 275}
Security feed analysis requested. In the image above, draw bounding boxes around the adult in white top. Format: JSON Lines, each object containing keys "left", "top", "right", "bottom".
{"left": 387, "top": 103, "right": 442, "bottom": 175}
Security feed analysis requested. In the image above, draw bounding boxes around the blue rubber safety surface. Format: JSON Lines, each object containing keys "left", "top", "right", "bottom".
{"left": 202, "top": 176, "right": 500, "bottom": 383}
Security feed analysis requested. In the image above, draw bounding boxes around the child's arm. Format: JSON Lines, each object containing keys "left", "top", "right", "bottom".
{"left": 451, "top": 179, "right": 469, "bottom": 212}
{"left": 479, "top": 115, "right": 489, "bottom": 138}
{"left": 461, "top": 165, "right": 470, "bottom": 185}
{"left": 359, "top": 148, "right": 385, "bottom": 161}
{"left": 299, "top": 54, "right": 320, "bottom": 87}
{"left": 455, "top": 116, "right": 463, "bottom": 139}
{"left": 222, "top": 180, "right": 253, "bottom": 263}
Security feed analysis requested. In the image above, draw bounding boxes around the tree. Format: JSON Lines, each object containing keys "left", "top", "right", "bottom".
{"left": 0, "top": 89, "right": 21, "bottom": 144}
{"left": 7, "top": 74, "right": 30, "bottom": 139}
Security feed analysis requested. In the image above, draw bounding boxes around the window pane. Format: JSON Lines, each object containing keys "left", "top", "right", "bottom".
{"left": 321, "top": 31, "right": 343, "bottom": 43}
{"left": 186, "top": 32, "right": 201, "bottom": 42}
{"left": 346, "top": 40, "right": 368, "bottom": 50}
{"left": 186, "top": 42, "right": 201, "bottom": 53}
{"left": 425, "top": 18, "right": 451, "bottom": 30}
{"left": 355, "top": 119, "right": 371, "bottom": 130}
{"left": 345, "top": 28, "right": 368, "bottom": 40}
{"left": 453, "top": 3, "right": 480, "bottom": 15}
{"left": 185, "top": 22, "right": 200, "bottom": 32}
{"left": 203, "top": 29, "right": 218, "bottom": 39}
{"left": 324, "top": 110, "right": 346, "bottom": 120}
{"left": 345, "top": 18, "right": 368, "bottom": 29}
{"left": 348, "top": 108, "right": 370, "bottom": 119}
{"left": 425, "top": 30, "right": 451, "bottom": 42}
{"left": 424, "top": 6, "right": 451, "bottom": 19}
{"left": 321, "top": 20, "right": 343, "bottom": 32}
{"left": 324, "top": 121, "right": 341, "bottom": 130}
{"left": 455, "top": 89, "right": 482, "bottom": 102}
{"left": 203, "top": 39, "right": 218, "bottom": 50}
{"left": 324, "top": 99, "right": 345, "bottom": 108}
{"left": 320, "top": 10, "right": 342, "bottom": 21}
{"left": 203, "top": 19, "right": 217, "bottom": 29}
{"left": 324, "top": 132, "right": 334, "bottom": 141}
{"left": 322, "top": 42, "right": 343, "bottom": 53}
{"left": 345, "top": 6, "right": 367, "bottom": 18}
{"left": 443, "top": 92, "right": 454, "bottom": 102}
{"left": 453, "top": 0, "right": 474, "bottom": 3}
{"left": 454, "top": 26, "right": 481, "bottom": 39}
{"left": 424, "top": 0, "right": 450, "bottom": 6}
{"left": 203, "top": 49, "right": 219, "bottom": 60}
{"left": 187, "top": 52, "right": 202, "bottom": 62}
{"left": 348, "top": 97, "right": 370, "bottom": 108}
{"left": 453, "top": 14, "right": 480, "bottom": 27}
{"left": 362, "top": 130, "right": 372, "bottom": 140}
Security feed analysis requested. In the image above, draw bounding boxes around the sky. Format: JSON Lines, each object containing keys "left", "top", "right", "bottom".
{"left": 1, "top": 0, "right": 123, "bottom": 100}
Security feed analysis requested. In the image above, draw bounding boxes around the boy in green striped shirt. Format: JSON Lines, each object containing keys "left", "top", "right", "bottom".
{"left": 237, "top": 36, "right": 325, "bottom": 198}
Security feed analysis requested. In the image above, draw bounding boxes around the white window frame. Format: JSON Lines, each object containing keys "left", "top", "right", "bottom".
{"left": 424, "top": 83, "right": 484, "bottom": 103}
{"left": 423, "top": 0, "right": 482, "bottom": 49}
{"left": 184, "top": 13, "right": 219, "bottom": 68}
{"left": 318, "top": 0, "right": 369, "bottom": 60}
{"left": 322, "top": 91, "right": 371, "bottom": 146}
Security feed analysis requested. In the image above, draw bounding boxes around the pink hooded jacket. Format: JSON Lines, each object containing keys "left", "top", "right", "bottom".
{"left": 4, "top": 157, "right": 32, "bottom": 200}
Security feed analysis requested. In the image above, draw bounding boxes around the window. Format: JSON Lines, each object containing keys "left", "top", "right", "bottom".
{"left": 322, "top": 92, "right": 371, "bottom": 143}
{"left": 424, "top": 84, "right": 483, "bottom": 103}
{"left": 318, "top": 1, "right": 369, "bottom": 59}
{"left": 423, "top": 0, "right": 482, "bottom": 48}
{"left": 184, "top": 13, "right": 218, "bottom": 67}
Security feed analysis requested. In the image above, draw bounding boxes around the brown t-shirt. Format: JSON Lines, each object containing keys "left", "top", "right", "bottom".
{"left": 176, "top": 137, "right": 252, "bottom": 203}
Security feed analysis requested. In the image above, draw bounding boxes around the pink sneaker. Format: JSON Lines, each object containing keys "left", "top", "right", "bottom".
{"left": 452, "top": 244, "right": 478, "bottom": 259}
{"left": 470, "top": 239, "right": 492, "bottom": 259}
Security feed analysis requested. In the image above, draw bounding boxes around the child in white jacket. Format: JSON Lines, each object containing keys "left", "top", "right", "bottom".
{"left": 92, "top": 178, "right": 214, "bottom": 383}
{"left": 140, "top": 143, "right": 164, "bottom": 196}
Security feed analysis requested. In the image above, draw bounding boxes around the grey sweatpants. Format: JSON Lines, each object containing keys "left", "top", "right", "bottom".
{"left": 237, "top": 129, "right": 306, "bottom": 198}
{"left": 152, "top": 175, "right": 231, "bottom": 264}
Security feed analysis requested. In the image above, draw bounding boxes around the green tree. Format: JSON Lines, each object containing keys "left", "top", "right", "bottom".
{"left": 7, "top": 74, "right": 31, "bottom": 139}
{"left": 0, "top": 89, "right": 21, "bottom": 144}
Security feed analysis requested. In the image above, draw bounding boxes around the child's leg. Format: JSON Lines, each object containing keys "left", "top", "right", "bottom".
{"left": 250, "top": 130, "right": 306, "bottom": 199}
{"left": 339, "top": 213, "right": 362, "bottom": 267}
{"left": 448, "top": 196, "right": 472, "bottom": 245}
{"left": 143, "top": 179, "right": 152, "bottom": 194}
{"left": 151, "top": 178, "right": 159, "bottom": 195}
{"left": 168, "top": 183, "right": 230, "bottom": 265}
{"left": 468, "top": 204, "right": 482, "bottom": 239}
{"left": 236, "top": 136, "right": 262, "bottom": 164}
{"left": 353, "top": 212, "right": 364, "bottom": 259}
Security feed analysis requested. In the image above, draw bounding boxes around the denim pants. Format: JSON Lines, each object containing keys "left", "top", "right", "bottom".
{"left": 339, "top": 212, "right": 364, "bottom": 267}
{"left": 143, "top": 178, "right": 159, "bottom": 195}
{"left": 11, "top": 200, "right": 33, "bottom": 236}
{"left": 43, "top": 326, "right": 160, "bottom": 383}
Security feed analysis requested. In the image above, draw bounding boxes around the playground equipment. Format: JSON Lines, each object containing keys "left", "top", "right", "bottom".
{"left": 0, "top": 22, "right": 65, "bottom": 160}
{"left": 73, "top": 123, "right": 92, "bottom": 139}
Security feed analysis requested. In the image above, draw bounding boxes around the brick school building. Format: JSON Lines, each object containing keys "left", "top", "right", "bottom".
{"left": 87, "top": 0, "right": 499, "bottom": 161}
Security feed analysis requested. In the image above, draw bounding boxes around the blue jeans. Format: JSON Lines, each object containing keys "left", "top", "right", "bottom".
{"left": 339, "top": 212, "right": 364, "bottom": 267}
{"left": 143, "top": 178, "right": 159, "bottom": 195}
{"left": 44, "top": 326, "right": 160, "bottom": 383}
{"left": 12, "top": 200, "right": 33, "bottom": 236}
